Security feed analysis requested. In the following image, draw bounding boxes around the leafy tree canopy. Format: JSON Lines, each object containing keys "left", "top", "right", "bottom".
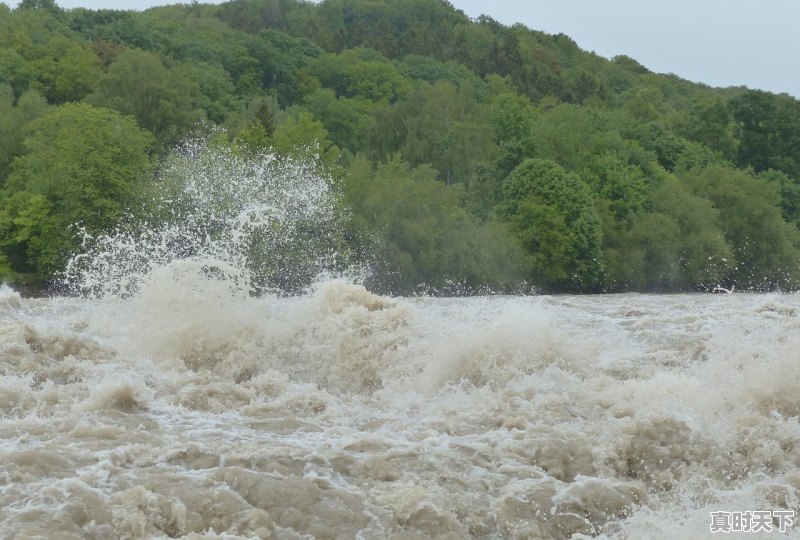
{"left": 0, "top": 103, "right": 154, "bottom": 279}
{"left": 0, "top": 0, "right": 799, "bottom": 294}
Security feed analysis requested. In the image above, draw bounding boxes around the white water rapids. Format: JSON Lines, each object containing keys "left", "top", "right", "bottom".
{"left": 2, "top": 286, "right": 800, "bottom": 539}
{"left": 2, "top": 145, "right": 799, "bottom": 539}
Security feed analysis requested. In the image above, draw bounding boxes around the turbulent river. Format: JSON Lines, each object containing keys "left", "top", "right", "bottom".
{"left": 3, "top": 287, "right": 800, "bottom": 539}
{"left": 2, "top": 144, "right": 800, "bottom": 539}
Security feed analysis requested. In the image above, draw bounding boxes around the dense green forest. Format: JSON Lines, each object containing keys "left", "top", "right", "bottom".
{"left": 2, "top": 0, "right": 800, "bottom": 294}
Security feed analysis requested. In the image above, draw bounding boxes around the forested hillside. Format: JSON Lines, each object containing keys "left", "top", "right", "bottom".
{"left": 3, "top": 0, "right": 800, "bottom": 294}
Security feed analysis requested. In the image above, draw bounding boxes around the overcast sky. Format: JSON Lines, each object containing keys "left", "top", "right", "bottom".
{"left": 4, "top": 0, "right": 798, "bottom": 97}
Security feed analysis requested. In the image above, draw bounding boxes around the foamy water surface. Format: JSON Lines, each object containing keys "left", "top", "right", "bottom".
{"left": 2, "top": 282, "right": 799, "bottom": 539}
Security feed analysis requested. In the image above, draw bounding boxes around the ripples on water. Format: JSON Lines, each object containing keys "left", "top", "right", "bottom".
{"left": 2, "top": 145, "right": 799, "bottom": 539}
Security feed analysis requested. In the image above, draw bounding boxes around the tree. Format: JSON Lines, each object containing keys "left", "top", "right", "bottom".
{"left": 730, "top": 90, "right": 800, "bottom": 178}
{"left": 761, "top": 169, "right": 800, "bottom": 228}
{"left": 246, "top": 29, "right": 323, "bottom": 106}
{"left": 0, "top": 85, "right": 49, "bottom": 181}
{"left": 638, "top": 177, "right": 731, "bottom": 290}
{"left": 178, "top": 60, "right": 240, "bottom": 124}
{"left": 369, "top": 81, "right": 493, "bottom": 187}
{"left": 344, "top": 156, "right": 523, "bottom": 293}
{"left": 25, "top": 36, "right": 101, "bottom": 104}
{"left": 450, "top": 22, "right": 494, "bottom": 77}
{"left": 302, "top": 88, "right": 371, "bottom": 153}
{"left": 0, "top": 103, "right": 154, "bottom": 280}
{"left": 90, "top": 49, "right": 203, "bottom": 143}
{"left": 0, "top": 47, "right": 27, "bottom": 100}
{"left": 621, "top": 86, "right": 667, "bottom": 123}
{"left": 531, "top": 103, "right": 618, "bottom": 170}
{"left": 17, "top": 0, "right": 61, "bottom": 13}
{"left": 675, "top": 95, "right": 737, "bottom": 159}
{"left": 400, "top": 54, "right": 482, "bottom": 90}
{"left": 599, "top": 173, "right": 736, "bottom": 292}
{"left": 308, "top": 48, "right": 410, "bottom": 103}
{"left": 682, "top": 165, "right": 800, "bottom": 289}
{"left": 292, "top": 0, "right": 467, "bottom": 58}
{"left": 489, "top": 92, "right": 536, "bottom": 178}
{"left": 499, "top": 158, "right": 603, "bottom": 290}
{"left": 2, "top": 0, "right": 798, "bottom": 294}
{"left": 270, "top": 110, "right": 341, "bottom": 166}
{"left": 730, "top": 90, "right": 775, "bottom": 173}
{"left": 582, "top": 152, "right": 649, "bottom": 221}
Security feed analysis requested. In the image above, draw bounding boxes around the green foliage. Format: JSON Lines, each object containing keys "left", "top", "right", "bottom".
{"left": 23, "top": 36, "right": 101, "bottom": 104}
{"left": 302, "top": 88, "right": 372, "bottom": 153}
{"left": 291, "top": 0, "right": 468, "bottom": 58}
{"left": 731, "top": 90, "right": 800, "bottom": 178}
{"left": 400, "top": 55, "right": 481, "bottom": 90}
{"left": 0, "top": 103, "right": 155, "bottom": 279}
{"left": 89, "top": 49, "right": 203, "bottom": 143}
{"left": 451, "top": 21, "right": 496, "bottom": 77}
{"left": 598, "top": 174, "right": 734, "bottom": 291}
{"left": 621, "top": 86, "right": 668, "bottom": 122}
{"left": 247, "top": 29, "right": 323, "bottom": 105}
{"left": 308, "top": 48, "right": 410, "bottom": 103}
{"left": 0, "top": 253, "right": 11, "bottom": 280}
{"left": 640, "top": 177, "right": 731, "bottom": 289}
{"left": 217, "top": 0, "right": 304, "bottom": 34}
{"left": 235, "top": 107, "right": 342, "bottom": 169}
{"left": 0, "top": 85, "right": 50, "bottom": 180}
{"left": 582, "top": 152, "right": 649, "bottom": 221}
{"left": 674, "top": 95, "right": 737, "bottom": 159}
{"left": 682, "top": 165, "right": 800, "bottom": 289}
{"left": 344, "top": 156, "right": 523, "bottom": 293}
{"left": 1, "top": 0, "right": 799, "bottom": 293}
{"left": 180, "top": 60, "right": 240, "bottom": 124}
{"left": 489, "top": 92, "right": 536, "bottom": 177}
{"left": 499, "top": 159, "right": 603, "bottom": 290}
{"left": 531, "top": 104, "right": 618, "bottom": 169}
{"left": 0, "top": 47, "right": 27, "bottom": 99}
{"left": 270, "top": 110, "right": 341, "bottom": 165}
{"left": 369, "top": 81, "right": 493, "bottom": 187}
{"left": 760, "top": 169, "right": 800, "bottom": 227}
{"left": 17, "top": 0, "right": 61, "bottom": 14}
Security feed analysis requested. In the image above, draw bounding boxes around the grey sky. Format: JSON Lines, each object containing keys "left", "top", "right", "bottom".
{"left": 4, "top": 0, "right": 798, "bottom": 97}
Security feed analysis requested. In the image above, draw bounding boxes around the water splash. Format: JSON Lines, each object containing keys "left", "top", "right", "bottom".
{"left": 63, "top": 138, "right": 352, "bottom": 298}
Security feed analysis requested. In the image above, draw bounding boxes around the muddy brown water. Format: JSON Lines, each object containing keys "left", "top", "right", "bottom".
{"left": 2, "top": 282, "right": 799, "bottom": 539}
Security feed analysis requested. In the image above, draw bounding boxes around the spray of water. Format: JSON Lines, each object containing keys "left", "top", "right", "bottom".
{"left": 62, "top": 138, "right": 353, "bottom": 299}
